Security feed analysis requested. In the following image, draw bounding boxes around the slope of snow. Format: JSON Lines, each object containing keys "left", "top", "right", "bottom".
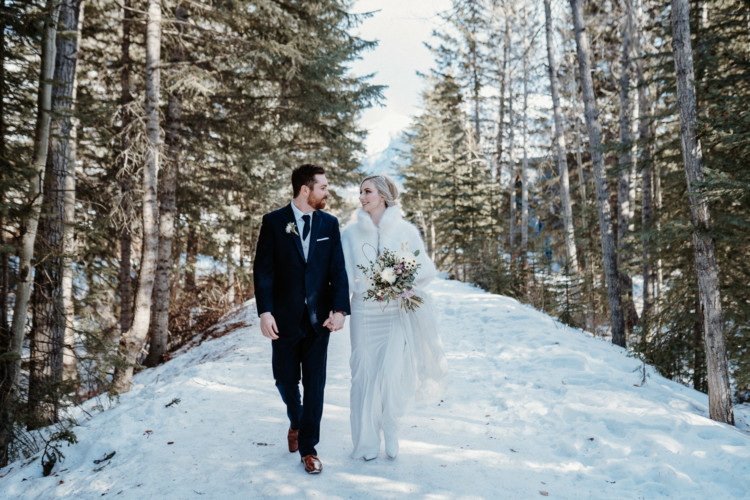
{"left": 1, "top": 279, "right": 748, "bottom": 499}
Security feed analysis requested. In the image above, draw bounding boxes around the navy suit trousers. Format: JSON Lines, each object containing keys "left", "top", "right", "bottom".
{"left": 271, "top": 312, "right": 330, "bottom": 457}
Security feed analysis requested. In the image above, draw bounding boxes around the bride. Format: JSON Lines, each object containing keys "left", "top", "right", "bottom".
{"left": 341, "top": 174, "right": 447, "bottom": 461}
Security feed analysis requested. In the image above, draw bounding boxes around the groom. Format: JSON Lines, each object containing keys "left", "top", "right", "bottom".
{"left": 253, "top": 164, "right": 350, "bottom": 474}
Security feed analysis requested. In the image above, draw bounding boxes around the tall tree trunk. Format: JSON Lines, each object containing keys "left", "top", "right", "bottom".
{"left": 0, "top": 0, "right": 9, "bottom": 466}
{"left": 569, "top": 60, "right": 596, "bottom": 332}
{"left": 634, "top": 0, "right": 653, "bottom": 331}
{"left": 496, "top": 24, "right": 508, "bottom": 232}
{"left": 113, "top": 0, "right": 161, "bottom": 393}
{"left": 544, "top": 0, "right": 579, "bottom": 277}
{"left": 118, "top": 0, "right": 134, "bottom": 336}
{"left": 670, "top": 0, "right": 733, "bottom": 424}
{"left": 28, "top": 0, "right": 83, "bottom": 424}
{"left": 1, "top": 0, "right": 61, "bottom": 462}
{"left": 507, "top": 11, "right": 516, "bottom": 254}
{"left": 5, "top": 0, "right": 61, "bottom": 400}
{"left": 62, "top": 4, "right": 83, "bottom": 385}
{"left": 617, "top": 0, "right": 639, "bottom": 336}
{"left": 569, "top": 0, "right": 626, "bottom": 347}
{"left": 145, "top": 3, "right": 186, "bottom": 367}
{"left": 520, "top": 5, "right": 529, "bottom": 264}
{"left": 0, "top": 0, "right": 8, "bottom": 339}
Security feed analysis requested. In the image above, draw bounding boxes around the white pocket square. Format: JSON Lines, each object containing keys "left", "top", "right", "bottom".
{"left": 316, "top": 237, "right": 330, "bottom": 242}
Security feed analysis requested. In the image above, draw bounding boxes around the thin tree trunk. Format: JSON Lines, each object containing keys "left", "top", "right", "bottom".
{"left": 570, "top": 64, "right": 596, "bottom": 332}
{"left": 569, "top": 0, "right": 626, "bottom": 347}
{"left": 520, "top": 5, "right": 529, "bottom": 264}
{"left": 145, "top": 3, "right": 186, "bottom": 367}
{"left": 0, "top": 0, "right": 8, "bottom": 339}
{"left": 62, "top": 4, "right": 83, "bottom": 385}
{"left": 0, "top": 0, "right": 10, "bottom": 466}
{"left": 634, "top": 0, "right": 653, "bottom": 330}
{"left": 507, "top": 11, "right": 516, "bottom": 254}
{"left": 113, "top": 0, "right": 161, "bottom": 393}
{"left": 670, "top": 0, "right": 733, "bottom": 424}
{"left": 544, "top": 0, "right": 579, "bottom": 277}
{"left": 118, "top": 0, "right": 133, "bottom": 336}
{"left": 617, "top": 0, "right": 639, "bottom": 336}
{"left": 496, "top": 26, "right": 508, "bottom": 229}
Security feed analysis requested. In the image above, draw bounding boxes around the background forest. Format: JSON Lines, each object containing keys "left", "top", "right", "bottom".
{"left": 0, "top": 0, "right": 747, "bottom": 471}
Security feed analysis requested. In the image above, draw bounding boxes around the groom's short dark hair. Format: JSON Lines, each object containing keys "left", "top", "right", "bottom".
{"left": 292, "top": 164, "right": 325, "bottom": 197}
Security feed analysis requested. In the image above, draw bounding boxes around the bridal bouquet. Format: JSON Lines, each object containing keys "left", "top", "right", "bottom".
{"left": 357, "top": 245, "right": 423, "bottom": 312}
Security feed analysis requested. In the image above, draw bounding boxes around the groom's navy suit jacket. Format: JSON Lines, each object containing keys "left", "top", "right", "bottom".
{"left": 253, "top": 204, "right": 350, "bottom": 337}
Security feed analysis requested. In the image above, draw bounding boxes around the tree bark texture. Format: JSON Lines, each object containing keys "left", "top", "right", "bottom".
{"left": 670, "top": 0, "right": 733, "bottom": 424}
{"left": 113, "top": 0, "right": 161, "bottom": 393}
{"left": 118, "top": 0, "right": 134, "bottom": 336}
{"left": 634, "top": 0, "right": 654, "bottom": 327}
{"left": 62, "top": 1, "right": 83, "bottom": 383}
{"left": 1, "top": 0, "right": 61, "bottom": 462}
{"left": 28, "top": 0, "right": 83, "bottom": 421}
{"left": 496, "top": 20, "right": 508, "bottom": 222}
{"left": 146, "top": 3, "right": 186, "bottom": 367}
{"left": 507, "top": 11, "right": 516, "bottom": 253}
{"left": 544, "top": 0, "right": 579, "bottom": 276}
{"left": 520, "top": 5, "right": 529, "bottom": 258}
{"left": 569, "top": 0, "right": 626, "bottom": 347}
{"left": 617, "top": 0, "right": 639, "bottom": 335}
{"left": 0, "top": 0, "right": 8, "bottom": 338}
{"left": 5, "top": 0, "right": 61, "bottom": 398}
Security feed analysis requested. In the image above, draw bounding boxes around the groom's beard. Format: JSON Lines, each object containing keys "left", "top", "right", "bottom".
{"left": 308, "top": 192, "right": 327, "bottom": 210}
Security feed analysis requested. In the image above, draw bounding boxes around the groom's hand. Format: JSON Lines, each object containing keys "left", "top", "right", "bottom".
{"left": 260, "top": 312, "right": 279, "bottom": 339}
{"left": 323, "top": 311, "right": 345, "bottom": 332}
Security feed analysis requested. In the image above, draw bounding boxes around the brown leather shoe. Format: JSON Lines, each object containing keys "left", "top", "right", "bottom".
{"left": 301, "top": 454, "right": 322, "bottom": 474}
{"left": 287, "top": 428, "right": 299, "bottom": 453}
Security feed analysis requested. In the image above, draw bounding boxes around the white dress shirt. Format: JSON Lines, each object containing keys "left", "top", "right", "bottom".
{"left": 290, "top": 201, "right": 314, "bottom": 261}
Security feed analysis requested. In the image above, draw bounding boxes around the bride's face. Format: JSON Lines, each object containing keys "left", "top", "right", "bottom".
{"left": 359, "top": 180, "right": 386, "bottom": 214}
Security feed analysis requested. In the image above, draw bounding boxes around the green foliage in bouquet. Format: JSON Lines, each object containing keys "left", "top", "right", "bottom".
{"left": 357, "top": 247, "right": 424, "bottom": 312}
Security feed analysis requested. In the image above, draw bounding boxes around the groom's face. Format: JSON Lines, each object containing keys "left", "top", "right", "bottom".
{"left": 306, "top": 174, "right": 329, "bottom": 210}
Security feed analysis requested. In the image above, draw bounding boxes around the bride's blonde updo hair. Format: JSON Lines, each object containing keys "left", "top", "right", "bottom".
{"left": 361, "top": 174, "right": 399, "bottom": 207}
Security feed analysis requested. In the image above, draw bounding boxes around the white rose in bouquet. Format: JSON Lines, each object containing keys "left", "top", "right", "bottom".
{"left": 380, "top": 268, "right": 397, "bottom": 284}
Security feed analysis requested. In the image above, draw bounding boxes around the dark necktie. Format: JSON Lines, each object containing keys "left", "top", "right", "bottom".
{"left": 302, "top": 214, "right": 311, "bottom": 240}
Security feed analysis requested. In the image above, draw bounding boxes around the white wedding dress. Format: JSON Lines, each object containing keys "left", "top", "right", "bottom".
{"left": 342, "top": 207, "right": 447, "bottom": 460}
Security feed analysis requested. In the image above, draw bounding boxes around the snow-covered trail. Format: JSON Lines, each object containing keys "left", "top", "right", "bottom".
{"left": 1, "top": 279, "right": 748, "bottom": 499}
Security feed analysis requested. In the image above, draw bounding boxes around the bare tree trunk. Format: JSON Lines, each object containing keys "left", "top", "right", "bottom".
{"left": 617, "top": 0, "right": 639, "bottom": 336}
{"left": 6, "top": 0, "right": 61, "bottom": 396}
{"left": 634, "top": 0, "right": 654, "bottom": 330}
{"left": 569, "top": 63, "right": 596, "bottom": 332}
{"left": 507, "top": 13, "right": 516, "bottom": 254}
{"left": 520, "top": 5, "right": 529, "bottom": 264}
{"left": 0, "top": 0, "right": 8, "bottom": 339}
{"left": 1, "top": 0, "right": 61, "bottom": 461}
{"left": 0, "top": 0, "right": 10, "bottom": 466}
{"left": 61, "top": 2, "right": 83, "bottom": 383}
{"left": 113, "top": 0, "right": 161, "bottom": 393}
{"left": 544, "top": 0, "right": 579, "bottom": 277}
{"left": 28, "top": 0, "right": 83, "bottom": 423}
{"left": 496, "top": 18, "right": 508, "bottom": 227}
{"left": 670, "top": 0, "right": 733, "bottom": 424}
{"left": 569, "top": 0, "right": 626, "bottom": 347}
{"left": 145, "top": 2, "right": 185, "bottom": 367}
{"left": 118, "top": 0, "right": 134, "bottom": 336}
